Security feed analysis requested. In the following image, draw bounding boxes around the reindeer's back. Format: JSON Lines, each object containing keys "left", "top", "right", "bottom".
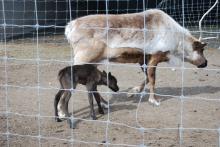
{"left": 58, "top": 64, "right": 100, "bottom": 85}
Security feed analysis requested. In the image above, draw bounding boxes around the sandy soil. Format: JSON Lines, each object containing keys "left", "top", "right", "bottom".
{"left": 0, "top": 35, "right": 220, "bottom": 147}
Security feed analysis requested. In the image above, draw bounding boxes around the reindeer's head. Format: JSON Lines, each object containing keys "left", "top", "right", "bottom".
{"left": 184, "top": 40, "right": 208, "bottom": 68}
{"left": 101, "top": 71, "right": 119, "bottom": 92}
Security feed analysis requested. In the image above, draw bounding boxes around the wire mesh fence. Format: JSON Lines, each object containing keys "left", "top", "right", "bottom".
{"left": 0, "top": 0, "right": 220, "bottom": 147}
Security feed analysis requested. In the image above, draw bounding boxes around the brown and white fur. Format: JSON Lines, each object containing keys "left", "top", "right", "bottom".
{"left": 65, "top": 9, "right": 207, "bottom": 106}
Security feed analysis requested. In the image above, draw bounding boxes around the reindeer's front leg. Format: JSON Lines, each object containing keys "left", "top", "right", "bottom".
{"left": 147, "top": 60, "right": 160, "bottom": 106}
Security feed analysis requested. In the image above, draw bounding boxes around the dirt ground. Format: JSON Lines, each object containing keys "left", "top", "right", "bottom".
{"left": 0, "top": 35, "right": 220, "bottom": 147}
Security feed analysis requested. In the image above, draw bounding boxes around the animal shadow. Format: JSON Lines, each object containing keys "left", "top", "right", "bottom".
{"left": 110, "top": 85, "right": 220, "bottom": 104}
{"left": 68, "top": 85, "right": 220, "bottom": 128}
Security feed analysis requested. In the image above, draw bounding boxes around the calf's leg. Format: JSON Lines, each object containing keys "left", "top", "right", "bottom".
{"left": 57, "top": 90, "right": 71, "bottom": 119}
{"left": 86, "top": 83, "right": 97, "bottom": 120}
{"left": 54, "top": 90, "right": 64, "bottom": 122}
{"left": 92, "top": 86, "right": 105, "bottom": 114}
{"left": 93, "top": 92, "right": 105, "bottom": 114}
{"left": 93, "top": 92, "right": 109, "bottom": 110}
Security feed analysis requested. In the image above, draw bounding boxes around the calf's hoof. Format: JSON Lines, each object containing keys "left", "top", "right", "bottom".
{"left": 98, "top": 108, "right": 105, "bottom": 114}
{"left": 101, "top": 103, "right": 109, "bottom": 109}
{"left": 148, "top": 98, "right": 160, "bottom": 106}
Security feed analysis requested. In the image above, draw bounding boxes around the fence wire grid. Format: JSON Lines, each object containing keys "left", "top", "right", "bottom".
{"left": 0, "top": 0, "right": 220, "bottom": 147}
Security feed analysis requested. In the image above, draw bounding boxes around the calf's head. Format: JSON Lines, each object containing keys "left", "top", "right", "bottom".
{"left": 101, "top": 71, "right": 119, "bottom": 92}
{"left": 185, "top": 40, "right": 208, "bottom": 68}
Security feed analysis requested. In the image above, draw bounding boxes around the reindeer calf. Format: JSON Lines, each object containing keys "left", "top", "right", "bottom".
{"left": 54, "top": 64, "right": 119, "bottom": 128}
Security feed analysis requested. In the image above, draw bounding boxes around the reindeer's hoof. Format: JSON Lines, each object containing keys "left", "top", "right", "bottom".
{"left": 148, "top": 98, "right": 160, "bottom": 106}
{"left": 67, "top": 118, "right": 77, "bottom": 129}
{"left": 55, "top": 117, "right": 62, "bottom": 122}
{"left": 98, "top": 108, "right": 105, "bottom": 114}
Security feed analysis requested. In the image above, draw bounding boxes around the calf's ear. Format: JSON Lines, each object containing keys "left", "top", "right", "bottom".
{"left": 193, "top": 41, "right": 207, "bottom": 48}
{"left": 102, "top": 70, "right": 107, "bottom": 75}
{"left": 201, "top": 42, "right": 207, "bottom": 48}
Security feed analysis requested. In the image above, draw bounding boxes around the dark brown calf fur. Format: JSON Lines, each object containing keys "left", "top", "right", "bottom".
{"left": 54, "top": 64, "right": 119, "bottom": 128}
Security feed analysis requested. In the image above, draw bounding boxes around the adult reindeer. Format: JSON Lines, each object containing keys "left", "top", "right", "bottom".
{"left": 65, "top": 9, "right": 207, "bottom": 106}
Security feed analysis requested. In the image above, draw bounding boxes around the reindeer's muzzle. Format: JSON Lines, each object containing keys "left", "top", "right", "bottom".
{"left": 197, "top": 60, "right": 208, "bottom": 68}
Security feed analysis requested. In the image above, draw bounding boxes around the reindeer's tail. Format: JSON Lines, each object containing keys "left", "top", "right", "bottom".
{"left": 58, "top": 67, "right": 66, "bottom": 79}
{"left": 65, "top": 20, "right": 77, "bottom": 43}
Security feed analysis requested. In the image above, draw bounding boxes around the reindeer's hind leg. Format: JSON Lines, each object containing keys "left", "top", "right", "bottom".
{"left": 131, "top": 63, "right": 149, "bottom": 94}
{"left": 65, "top": 82, "right": 78, "bottom": 129}
{"left": 58, "top": 89, "right": 77, "bottom": 129}
{"left": 54, "top": 90, "right": 64, "bottom": 122}
{"left": 57, "top": 90, "right": 72, "bottom": 119}
{"left": 57, "top": 73, "right": 73, "bottom": 120}
{"left": 64, "top": 82, "right": 77, "bottom": 117}
{"left": 136, "top": 67, "right": 149, "bottom": 93}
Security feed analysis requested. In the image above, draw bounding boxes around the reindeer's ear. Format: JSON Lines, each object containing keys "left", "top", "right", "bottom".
{"left": 109, "top": 72, "right": 112, "bottom": 76}
{"left": 103, "top": 70, "right": 107, "bottom": 75}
